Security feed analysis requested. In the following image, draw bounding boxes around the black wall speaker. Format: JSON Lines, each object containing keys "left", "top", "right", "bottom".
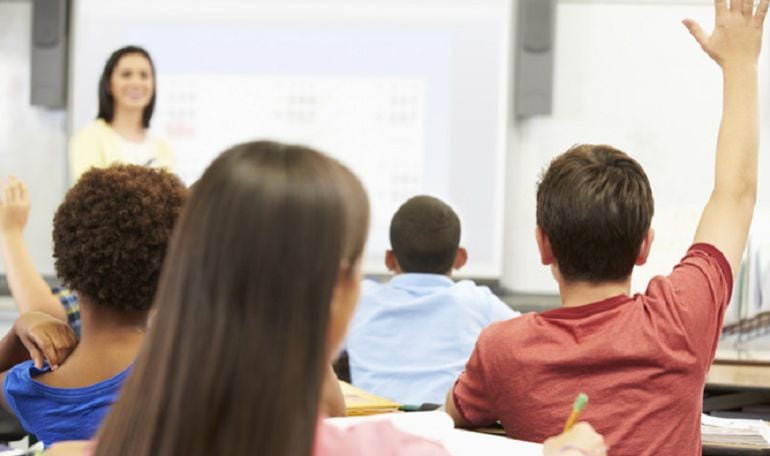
{"left": 514, "top": 0, "right": 556, "bottom": 117}
{"left": 30, "top": 0, "right": 69, "bottom": 108}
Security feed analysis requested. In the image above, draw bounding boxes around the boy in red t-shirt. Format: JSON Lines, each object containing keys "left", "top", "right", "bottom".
{"left": 445, "top": 1, "right": 768, "bottom": 455}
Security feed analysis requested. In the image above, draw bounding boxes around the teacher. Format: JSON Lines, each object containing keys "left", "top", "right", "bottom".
{"left": 69, "top": 46, "right": 174, "bottom": 183}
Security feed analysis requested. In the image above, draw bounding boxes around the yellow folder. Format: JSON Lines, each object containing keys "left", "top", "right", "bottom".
{"left": 340, "top": 381, "right": 401, "bottom": 416}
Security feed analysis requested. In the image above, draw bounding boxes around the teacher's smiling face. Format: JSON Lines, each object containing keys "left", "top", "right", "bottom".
{"left": 110, "top": 53, "right": 154, "bottom": 112}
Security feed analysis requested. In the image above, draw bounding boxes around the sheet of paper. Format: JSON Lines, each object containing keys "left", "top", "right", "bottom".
{"left": 701, "top": 413, "right": 770, "bottom": 444}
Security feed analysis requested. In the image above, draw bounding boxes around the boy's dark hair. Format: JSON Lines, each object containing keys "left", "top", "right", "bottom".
{"left": 390, "top": 195, "right": 461, "bottom": 274}
{"left": 53, "top": 165, "right": 186, "bottom": 312}
{"left": 536, "top": 144, "right": 654, "bottom": 283}
{"left": 97, "top": 45, "right": 156, "bottom": 128}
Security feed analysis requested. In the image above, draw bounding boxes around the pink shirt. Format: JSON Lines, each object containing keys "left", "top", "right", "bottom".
{"left": 453, "top": 244, "right": 732, "bottom": 456}
{"left": 84, "top": 420, "right": 448, "bottom": 455}
{"left": 314, "top": 419, "right": 450, "bottom": 455}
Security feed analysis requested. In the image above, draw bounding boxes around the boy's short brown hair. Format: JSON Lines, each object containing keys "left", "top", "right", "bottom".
{"left": 536, "top": 144, "right": 654, "bottom": 283}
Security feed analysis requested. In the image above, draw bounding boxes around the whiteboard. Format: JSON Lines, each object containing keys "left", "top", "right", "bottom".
{"left": 503, "top": 0, "right": 770, "bottom": 294}
{"left": 70, "top": 0, "right": 512, "bottom": 277}
{"left": 0, "top": 3, "right": 68, "bottom": 277}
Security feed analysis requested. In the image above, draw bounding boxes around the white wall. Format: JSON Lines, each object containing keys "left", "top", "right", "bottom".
{"left": 0, "top": 2, "right": 69, "bottom": 277}
{"left": 5, "top": 0, "right": 770, "bottom": 296}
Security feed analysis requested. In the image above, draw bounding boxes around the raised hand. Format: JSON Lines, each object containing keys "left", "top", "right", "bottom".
{"left": 0, "top": 177, "right": 30, "bottom": 235}
{"left": 684, "top": 0, "right": 769, "bottom": 67}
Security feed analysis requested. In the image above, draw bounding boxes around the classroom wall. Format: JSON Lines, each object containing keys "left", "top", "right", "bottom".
{"left": 4, "top": 0, "right": 770, "bottom": 299}
{"left": 0, "top": 2, "right": 68, "bottom": 277}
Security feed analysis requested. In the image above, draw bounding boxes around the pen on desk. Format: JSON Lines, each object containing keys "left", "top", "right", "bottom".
{"left": 563, "top": 392, "right": 589, "bottom": 432}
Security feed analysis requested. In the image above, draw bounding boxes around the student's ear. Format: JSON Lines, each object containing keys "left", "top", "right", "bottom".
{"left": 385, "top": 250, "right": 401, "bottom": 273}
{"left": 327, "top": 260, "right": 362, "bottom": 360}
{"left": 635, "top": 228, "right": 655, "bottom": 266}
{"left": 535, "top": 226, "right": 554, "bottom": 265}
{"left": 453, "top": 247, "right": 468, "bottom": 270}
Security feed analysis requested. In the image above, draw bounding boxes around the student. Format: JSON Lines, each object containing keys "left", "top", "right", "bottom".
{"left": 0, "top": 165, "right": 187, "bottom": 447}
{"left": 69, "top": 46, "right": 174, "bottom": 183}
{"left": 0, "top": 175, "right": 347, "bottom": 419}
{"left": 0, "top": 177, "right": 80, "bottom": 327}
{"left": 89, "top": 141, "right": 447, "bottom": 455}
{"left": 35, "top": 141, "right": 606, "bottom": 456}
{"left": 345, "top": 195, "right": 519, "bottom": 405}
{"left": 446, "top": 1, "right": 767, "bottom": 455}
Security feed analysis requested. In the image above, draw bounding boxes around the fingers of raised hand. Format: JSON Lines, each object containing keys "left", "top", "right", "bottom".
{"left": 1, "top": 181, "right": 11, "bottom": 206}
{"left": 11, "top": 179, "right": 27, "bottom": 205}
{"left": 2, "top": 178, "right": 27, "bottom": 206}
{"left": 9, "top": 182, "right": 20, "bottom": 204}
{"left": 744, "top": 0, "right": 756, "bottom": 16}
{"left": 683, "top": 19, "right": 710, "bottom": 50}
{"left": 15, "top": 180, "right": 27, "bottom": 204}
{"left": 756, "top": 0, "right": 770, "bottom": 24}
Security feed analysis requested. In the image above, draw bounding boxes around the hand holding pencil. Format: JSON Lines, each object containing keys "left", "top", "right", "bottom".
{"left": 543, "top": 393, "right": 607, "bottom": 456}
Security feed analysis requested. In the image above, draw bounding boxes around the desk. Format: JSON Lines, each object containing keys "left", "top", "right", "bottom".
{"left": 705, "top": 363, "right": 770, "bottom": 413}
{"left": 708, "top": 364, "right": 770, "bottom": 391}
{"left": 701, "top": 363, "right": 770, "bottom": 454}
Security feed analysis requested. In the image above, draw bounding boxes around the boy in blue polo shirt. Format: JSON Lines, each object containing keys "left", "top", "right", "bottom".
{"left": 345, "top": 195, "right": 519, "bottom": 405}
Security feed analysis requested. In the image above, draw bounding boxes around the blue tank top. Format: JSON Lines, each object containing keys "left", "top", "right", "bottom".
{"left": 3, "top": 360, "right": 130, "bottom": 447}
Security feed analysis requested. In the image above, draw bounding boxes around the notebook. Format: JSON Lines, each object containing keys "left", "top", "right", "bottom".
{"left": 701, "top": 413, "right": 770, "bottom": 448}
{"left": 340, "top": 381, "right": 400, "bottom": 416}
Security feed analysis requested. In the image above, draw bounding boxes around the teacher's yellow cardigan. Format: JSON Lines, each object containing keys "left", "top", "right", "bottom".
{"left": 68, "top": 119, "right": 175, "bottom": 183}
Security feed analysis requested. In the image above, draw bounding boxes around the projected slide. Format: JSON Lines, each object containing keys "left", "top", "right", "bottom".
{"left": 70, "top": 0, "right": 511, "bottom": 277}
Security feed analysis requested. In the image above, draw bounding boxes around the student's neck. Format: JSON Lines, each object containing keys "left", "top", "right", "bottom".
{"left": 558, "top": 279, "right": 631, "bottom": 308}
{"left": 77, "top": 297, "right": 149, "bottom": 349}
{"left": 391, "top": 269, "right": 453, "bottom": 277}
{"left": 110, "top": 109, "right": 146, "bottom": 142}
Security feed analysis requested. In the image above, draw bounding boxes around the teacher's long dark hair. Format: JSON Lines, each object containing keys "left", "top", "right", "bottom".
{"left": 93, "top": 141, "right": 369, "bottom": 456}
{"left": 97, "top": 46, "right": 156, "bottom": 128}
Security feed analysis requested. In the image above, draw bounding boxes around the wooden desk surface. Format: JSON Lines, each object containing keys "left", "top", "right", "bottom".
{"left": 707, "top": 364, "right": 770, "bottom": 391}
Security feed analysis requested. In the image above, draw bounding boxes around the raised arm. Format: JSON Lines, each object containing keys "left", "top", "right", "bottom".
{"left": 685, "top": 0, "right": 769, "bottom": 275}
{"left": 0, "top": 178, "right": 66, "bottom": 319}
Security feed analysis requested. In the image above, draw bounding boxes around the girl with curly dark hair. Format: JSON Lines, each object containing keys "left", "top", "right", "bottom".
{"left": 0, "top": 165, "right": 186, "bottom": 448}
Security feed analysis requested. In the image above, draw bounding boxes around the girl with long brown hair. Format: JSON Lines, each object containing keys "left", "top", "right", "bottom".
{"left": 87, "top": 141, "right": 448, "bottom": 455}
